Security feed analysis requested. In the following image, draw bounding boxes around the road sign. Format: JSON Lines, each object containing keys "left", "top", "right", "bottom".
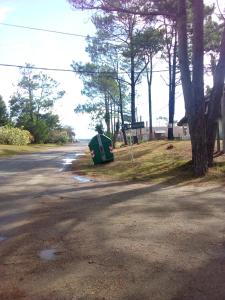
{"left": 123, "top": 124, "right": 131, "bottom": 130}
{"left": 123, "top": 122, "right": 145, "bottom": 130}
{"left": 131, "top": 122, "right": 145, "bottom": 129}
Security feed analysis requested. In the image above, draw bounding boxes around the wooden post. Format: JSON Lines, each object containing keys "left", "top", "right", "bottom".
{"left": 139, "top": 116, "right": 142, "bottom": 141}
{"left": 129, "top": 130, "right": 134, "bottom": 163}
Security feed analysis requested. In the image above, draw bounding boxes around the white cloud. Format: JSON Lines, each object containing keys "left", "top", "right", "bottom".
{"left": 0, "top": 7, "right": 12, "bottom": 22}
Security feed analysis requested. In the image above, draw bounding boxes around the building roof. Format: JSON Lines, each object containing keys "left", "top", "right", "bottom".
{"left": 177, "top": 116, "right": 188, "bottom": 126}
{"left": 154, "top": 130, "right": 166, "bottom": 134}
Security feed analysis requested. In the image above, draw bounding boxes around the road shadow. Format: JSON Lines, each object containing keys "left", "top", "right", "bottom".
{"left": 1, "top": 180, "right": 225, "bottom": 299}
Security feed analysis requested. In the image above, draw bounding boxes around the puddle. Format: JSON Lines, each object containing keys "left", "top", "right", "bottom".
{"left": 76, "top": 153, "right": 85, "bottom": 156}
{"left": 0, "top": 236, "right": 7, "bottom": 242}
{"left": 74, "top": 176, "right": 93, "bottom": 183}
{"left": 60, "top": 153, "right": 84, "bottom": 172}
{"left": 39, "top": 249, "right": 57, "bottom": 261}
{"left": 60, "top": 155, "right": 77, "bottom": 172}
{"left": 62, "top": 158, "right": 76, "bottom": 165}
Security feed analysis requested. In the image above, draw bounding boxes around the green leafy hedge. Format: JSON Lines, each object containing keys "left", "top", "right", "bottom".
{"left": 47, "top": 130, "right": 69, "bottom": 144}
{"left": 0, "top": 126, "right": 32, "bottom": 145}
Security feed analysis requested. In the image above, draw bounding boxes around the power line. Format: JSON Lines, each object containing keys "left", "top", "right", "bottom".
{"left": 216, "top": 0, "right": 225, "bottom": 21}
{"left": 0, "top": 63, "right": 169, "bottom": 75}
{"left": 0, "top": 21, "right": 134, "bottom": 47}
{"left": 0, "top": 22, "right": 93, "bottom": 39}
{"left": 0, "top": 21, "right": 145, "bottom": 47}
{"left": 0, "top": 63, "right": 77, "bottom": 73}
{"left": 0, "top": 22, "right": 171, "bottom": 76}
{"left": 0, "top": 22, "right": 118, "bottom": 45}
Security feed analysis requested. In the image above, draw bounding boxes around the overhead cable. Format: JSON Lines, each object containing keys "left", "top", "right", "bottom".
{"left": 0, "top": 63, "right": 169, "bottom": 74}
{"left": 0, "top": 22, "right": 92, "bottom": 39}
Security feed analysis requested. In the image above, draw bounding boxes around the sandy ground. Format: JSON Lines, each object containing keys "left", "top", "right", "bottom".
{"left": 1, "top": 144, "right": 225, "bottom": 300}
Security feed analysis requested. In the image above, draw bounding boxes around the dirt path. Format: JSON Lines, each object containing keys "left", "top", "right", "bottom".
{"left": 1, "top": 145, "right": 225, "bottom": 299}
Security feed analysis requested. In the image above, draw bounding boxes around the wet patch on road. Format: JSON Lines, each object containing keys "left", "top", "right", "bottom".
{"left": 75, "top": 153, "right": 85, "bottom": 157}
{"left": 60, "top": 154, "right": 77, "bottom": 171}
{"left": 39, "top": 249, "right": 58, "bottom": 261}
{"left": 60, "top": 152, "right": 85, "bottom": 172}
{"left": 74, "top": 176, "right": 93, "bottom": 183}
{"left": 0, "top": 236, "right": 7, "bottom": 242}
{"left": 62, "top": 157, "right": 76, "bottom": 165}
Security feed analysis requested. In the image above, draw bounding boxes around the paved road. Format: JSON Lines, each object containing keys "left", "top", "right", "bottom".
{"left": 0, "top": 142, "right": 87, "bottom": 235}
{"left": 1, "top": 143, "right": 225, "bottom": 300}
{"left": 0, "top": 142, "right": 87, "bottom": 178}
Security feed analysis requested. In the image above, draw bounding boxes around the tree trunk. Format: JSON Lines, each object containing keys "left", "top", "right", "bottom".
{"left": 168, "top": 27, "right": 177, "bottom": 140}
{"left": 206, "top": 25, "right": 225, "bottom": 166}
{"left": 216, "top": 123, "right": 220, "bottom": 152}
{"left": 191, "top": 0, "right": 208, "bottom": 175}
{"left": 104, "top": 94, "right": 110, "bottom": 135}
{"left": 118, "top": 80, "right": 128, "bottom": 145}
{"left": 146, "top": 55, "right": 153, "bottom": 140}
{"left": 177, "top": 0, "right": 208, "bottom": 176}
{"left": 110, "top": 100, "right": 113, "bottom": 135}
{"left": 28, "top": 85, "right": 34, "bottom": 123}
{"left": 190, "top": 125, "right": 207, "bottom": 176}
{"left": 131, "top": 54, "right": 136, "bottom": 124}
{"left": 167, "top": 20, "right": 173, "bottom": 140}
{"left": 222, "top": 89, "right": 225, "bottom": 153}
{"left": 113, "top": 120, "right": 119, "bottom": 148}
{"left": 113, "top": 100, "right": 116, "bottom": 134}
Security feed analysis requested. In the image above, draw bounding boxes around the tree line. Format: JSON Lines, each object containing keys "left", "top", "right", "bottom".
{"left": 68, "top": 0, "right": 225, "bottom": 177}
{"left": 0, "top": 64, "right": 75, "bottom": 144}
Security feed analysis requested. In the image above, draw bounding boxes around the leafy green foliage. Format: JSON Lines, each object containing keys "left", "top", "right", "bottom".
{"left": 9, "top": 64, "right": 65, "bottom": 143}
{"left": 72, "top": 61, "right": 121, "bottom": 130}
{"left": 95, "top": 123, "right": 104, "bottom": 134}
{"left": 71, "top": 2, "right": 164, "bottom": 135}
{"left": 46, "top": 126, "right": 75, "bottom": 144}
{"left": 0, "top": 96, "right": 9, "bottom": 126}
{"left": 31, "top": 119, "right": 50, "bottom": 144}
{"left": 61, "top": 126, "right": 76, "bottom": 142}
{"left": 204, "top": 18, "right": 222, "bottom": 53}
{"left": 0, "top": 126, "right": 32, "bottom": 145}
{"left": 47, "top": 130, "right": 69, "bottom": 144}
{"left": 133, "top": 27, "right": 164, "bottom": 57}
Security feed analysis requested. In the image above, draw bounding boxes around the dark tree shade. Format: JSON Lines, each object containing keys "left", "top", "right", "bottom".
{"left": 0, "top": 96, "right": 8, "bottom": 126}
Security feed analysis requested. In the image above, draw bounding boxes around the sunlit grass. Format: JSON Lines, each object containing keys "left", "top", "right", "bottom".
{"left": 72, "top": 140, "right": 225, "bottom": 184}
{"left": 0, "top": 144, "right": 60, "bottom": 157}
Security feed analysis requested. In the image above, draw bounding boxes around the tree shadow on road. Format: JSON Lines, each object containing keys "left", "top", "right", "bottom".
{"left": 1, "top": 180, "right": 225, "bottom": 299}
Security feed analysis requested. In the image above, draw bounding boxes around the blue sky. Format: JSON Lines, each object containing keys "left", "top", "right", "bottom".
{"left": 0, "top": 0, "right": 97, "bottom": 138}
{"left": 0, "top": 0, "right": 223, "bottom": 138}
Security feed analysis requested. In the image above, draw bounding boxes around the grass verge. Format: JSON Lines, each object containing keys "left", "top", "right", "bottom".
{"left": 0, "top": 144, "right": 60, "bottom": 157}
{"left": 72, "top": 140, "right": 225, "bottom": 185}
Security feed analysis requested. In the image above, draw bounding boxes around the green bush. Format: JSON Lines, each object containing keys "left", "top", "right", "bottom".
{"left": 0, "top": 126, "right": 32, "bottom": 145}
{"left": 47, "top": 130, "right": 69, "bottom": 144}
{"left": 31, "top": 119, "right": 50, "bottom": 144}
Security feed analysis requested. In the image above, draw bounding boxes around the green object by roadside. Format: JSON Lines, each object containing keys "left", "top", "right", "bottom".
{"left": 88, "top": 134, "right": 114, "bottom": 165}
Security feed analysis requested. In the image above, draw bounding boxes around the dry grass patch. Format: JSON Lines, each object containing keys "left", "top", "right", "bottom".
{"left": 72, "top": 140, "right": 225, "bottom": 184}
{"left": 0, "top": 144, "right": 60, "bottom": 157}
{"left": 72, "top": 141, "right": 194, "bottom": 184}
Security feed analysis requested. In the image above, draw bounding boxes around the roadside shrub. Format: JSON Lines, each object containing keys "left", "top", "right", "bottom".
{"left": 47, "top": 130, "right": 69, "bottom": 144}
{"left": 0, "top": 126, "right": 32, "bottom": 145}
{"left": 30, "top": 120, "right": 50, "bottom": 143}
